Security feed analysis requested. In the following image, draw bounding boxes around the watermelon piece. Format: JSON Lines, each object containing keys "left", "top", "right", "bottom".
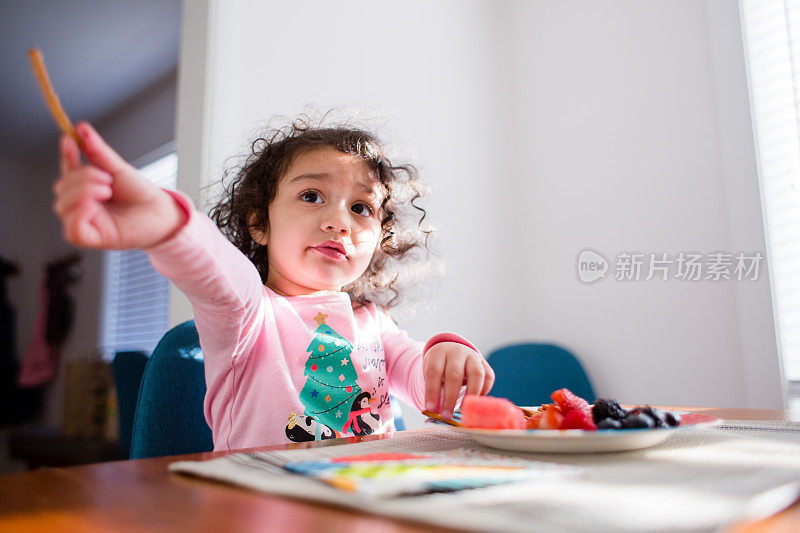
{"left": 461, "top": 395, "right": 526, "bottom": 429}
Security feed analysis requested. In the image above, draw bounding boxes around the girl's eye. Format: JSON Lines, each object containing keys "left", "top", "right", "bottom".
{"left": 300, "top": 191, "right": 323, "bottom": 204}
{"left": 351, "top": 203, "right": 374, "bottom": 217}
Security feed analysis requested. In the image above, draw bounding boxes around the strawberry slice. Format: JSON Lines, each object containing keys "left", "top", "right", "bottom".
{"left": 559, "top": 409, "right": 598, "bottom": 431}
{"left": 551, "top": 388, "right": 591, "bottom": 415}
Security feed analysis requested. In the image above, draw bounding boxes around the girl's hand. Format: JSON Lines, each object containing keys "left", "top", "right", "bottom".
{"left": 423, "top": 342, "right": 495, "bottom": 419}
{"left": 53, "top": 122, "right": 186, "bottom": 250}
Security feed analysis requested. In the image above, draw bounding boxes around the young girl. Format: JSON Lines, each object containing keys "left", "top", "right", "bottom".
{"left": 53, "top": 119, "right": 494, "bottom": 450}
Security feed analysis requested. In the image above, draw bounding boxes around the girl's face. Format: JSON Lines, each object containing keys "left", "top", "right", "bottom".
{"left": 254, "top": 146, "right": 384, "bottom": 296}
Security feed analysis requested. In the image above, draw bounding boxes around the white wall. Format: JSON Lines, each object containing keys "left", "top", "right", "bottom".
{"left": 497, "top": 0, "right": 781, "bottom": 409}
{"left": 99, "top": 70, "right": 178, "bottom": 164}
{"left": 176, "top": 0, "right": 782, "bottom": 424}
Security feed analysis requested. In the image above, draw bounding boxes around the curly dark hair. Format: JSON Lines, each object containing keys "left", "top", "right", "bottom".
{"left": 208, "top": 115, "right": 433, "bottom": 310}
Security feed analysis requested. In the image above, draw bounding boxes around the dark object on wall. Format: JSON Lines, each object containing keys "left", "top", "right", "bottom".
{"left": 44, "top": 254, "right": 82, "bottom": 347}
{"left": 0, "top": 256, "right": 42, "bottom": 427}
{"left": 17, "top": 254, "right": 82, "bottom": 388}
{"left": 0, "top": 256, "right": 19, "bottom": 380}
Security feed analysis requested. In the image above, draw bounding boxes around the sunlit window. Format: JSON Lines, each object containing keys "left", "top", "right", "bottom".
{"left": 99, "top": 150, "right": 177, "bottom": 360}
{"left": 740, "top": 0, "right": 800, "bottom": 406}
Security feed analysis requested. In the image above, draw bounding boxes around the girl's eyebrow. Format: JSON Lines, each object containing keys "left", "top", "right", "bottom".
{"left": 289, "top": 173, "right": 378, "bottom": 195}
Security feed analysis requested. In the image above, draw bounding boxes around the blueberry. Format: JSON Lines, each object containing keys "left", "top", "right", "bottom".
{"left": 597, "top": 418, "right": 623, "bottom": 430}
{"left": 664, "top": 411, "right": 681, "bottom": 427}
{"left": 621, "top": 412, "right": 654, "bottom": 429}
{"left": 592, "top": 398, "right": 628, "bottom": 424}
{"left": 635, "top": 406, "right": 667, "bottom": 427}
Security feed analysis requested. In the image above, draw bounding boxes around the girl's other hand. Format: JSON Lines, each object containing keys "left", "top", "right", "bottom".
{"left": 53, "top": 122, "right": 186, "bottom": 250}
{"left": 423, "top": 342, "right": 495, "bottom": 419}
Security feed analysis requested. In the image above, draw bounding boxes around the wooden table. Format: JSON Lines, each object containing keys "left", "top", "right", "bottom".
{"left": 1, "top": 407, "right": 798, "bottom": 533}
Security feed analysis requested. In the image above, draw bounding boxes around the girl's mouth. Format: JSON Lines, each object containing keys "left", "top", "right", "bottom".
{"left": 312, "top": 243, "right": 347, "bottom": 261}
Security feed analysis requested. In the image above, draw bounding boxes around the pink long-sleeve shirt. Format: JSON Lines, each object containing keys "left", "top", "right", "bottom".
{"left": 145, "top": 191, "right": 476, "bottom": 451}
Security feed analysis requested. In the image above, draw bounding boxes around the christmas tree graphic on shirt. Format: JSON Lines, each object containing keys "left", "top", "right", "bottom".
{"left": 298, "top": 312, "right": 365, "bottom": 434}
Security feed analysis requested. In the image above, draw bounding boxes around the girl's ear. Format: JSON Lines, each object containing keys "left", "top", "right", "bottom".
{"left": 248, "top": 212, "right": 269, "bottom": 246}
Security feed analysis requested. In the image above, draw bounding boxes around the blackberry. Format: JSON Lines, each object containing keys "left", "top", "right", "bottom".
{"left": 592, "top": 398, "right": 627, "bottom": 424}
{"left": 597, "top": 418, "right": 623, "bottom": 430}
{"left": 664, "top": 411, "right": 681, "bottom": 427}
{"left": 621, "top": 412, "right": 654, "bottom": 429}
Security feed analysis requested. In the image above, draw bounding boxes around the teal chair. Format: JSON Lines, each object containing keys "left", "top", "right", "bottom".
{"left": 111, "top": 351, "right": 149, "bottom": 458}
{"left": 130, "top": 320, "right": 213, "bottom": 459}
{"left": 487, "top": 343, "right": 595, "bottom": 406}
{"left": 130, "top": 320, "right": 405, "bottom": 459}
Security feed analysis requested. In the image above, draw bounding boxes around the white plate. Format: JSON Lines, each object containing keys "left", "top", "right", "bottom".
{"left": 429, "top": 411, "right": 723, "bottom": 453}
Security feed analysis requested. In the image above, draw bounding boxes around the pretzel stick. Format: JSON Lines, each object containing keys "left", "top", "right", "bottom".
{"left": 422, "top": 410, "right": 466, "bottom": 427}
{"left": 27, "top": 48, "right": 82, "bottom": 148}
{"left": 517, "top": 405, "right": 537, "bottom": 417}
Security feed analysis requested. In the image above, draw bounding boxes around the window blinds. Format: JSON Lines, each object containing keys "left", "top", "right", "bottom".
{"left": 740, "top": 0, "right": 800, "bottom": 385}
{"left": 100, "top": 152, "right": 177, "bottom": 360}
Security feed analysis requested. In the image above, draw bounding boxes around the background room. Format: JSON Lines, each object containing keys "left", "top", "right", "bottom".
{"left": 0, "top": 0, "right": 792, "bottom": 473}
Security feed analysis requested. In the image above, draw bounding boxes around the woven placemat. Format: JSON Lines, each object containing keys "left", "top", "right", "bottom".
{"left": 713, "top": 419, "right": 800, "bottom": 434}
{"left": 171, "top": 424, "right": 800, "bottom": 533}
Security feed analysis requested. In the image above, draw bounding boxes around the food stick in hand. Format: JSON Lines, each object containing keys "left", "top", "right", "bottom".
{"left": 27, "top": 48, "right": 82, "bottom": 149}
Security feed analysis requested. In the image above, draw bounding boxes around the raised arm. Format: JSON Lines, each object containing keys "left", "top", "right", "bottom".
{"left": 53, "top": 122, "right": 265, "bottom": 358}
{"left": 143, "top": 190, "right": 266, "bottom": 359}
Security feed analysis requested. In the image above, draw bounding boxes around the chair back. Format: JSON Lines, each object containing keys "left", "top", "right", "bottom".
{"left": 111, "top": 351, "right": 148, "bottom": 457}
{"left": 487, "top": 343, "right": 595, "bottom": 406}
{"left": 130, "top": 320, "right": 213, "bottom": 459}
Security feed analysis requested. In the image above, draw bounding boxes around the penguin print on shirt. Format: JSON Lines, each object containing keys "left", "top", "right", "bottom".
{"left": 285, "top": 411, "right": 339, "bottom": 443}
{"left": 343, "top": 391, "right": 381, "bottom": 436}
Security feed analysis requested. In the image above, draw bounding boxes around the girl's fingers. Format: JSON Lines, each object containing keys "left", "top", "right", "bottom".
{"left": 54, "top": 182, "right": 113, "bottom": 217}
{"left": 480, "top": 358, "right": 495, "bottom": 395}
{"left": 54, "top": 167, "right": 113, "bottom": 197}
{"left": 62, "top": 199, "right": 101, "bottom": 247}
{"left": 440, "top": 350, "right": 467, "bottom": 418}
{"left": 77, "top": 122, "right": 129, "bottom": 176}
{"left": 59, "top": 134, "right": 81, "bottom": 175}
{"left": 423, "top": 351, "right": 446, "bottom": 412}
{"left": 464, "top": 356, "right": 486, "bottom": 397}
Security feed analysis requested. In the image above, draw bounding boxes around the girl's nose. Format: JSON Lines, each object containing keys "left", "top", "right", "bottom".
{"left": 325, "top": 223, "right": 349, "bottom": 236}
{"left": 322, "top": 207, "right": 350, "bottom": 236}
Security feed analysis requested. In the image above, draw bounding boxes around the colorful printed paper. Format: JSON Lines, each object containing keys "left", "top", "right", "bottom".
{"left": 283, "top": 448, "right": 581, "bottom": 498}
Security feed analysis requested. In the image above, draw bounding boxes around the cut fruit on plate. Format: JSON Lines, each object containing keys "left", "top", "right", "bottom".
{"left": 426, "top": 410, "right": 723, "bottom": 453}
{"left": 460, "top": 395, "right": 526, "bottom": 430}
